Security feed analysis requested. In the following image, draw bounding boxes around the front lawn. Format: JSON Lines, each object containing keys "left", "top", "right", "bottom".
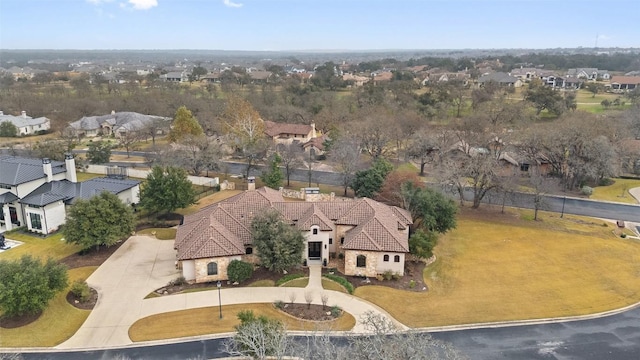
{"left": 354, "top": 208, "right": 640, "bottom": 328}
{"left": 128, "top": 303, "right": 356, "bottom": 341}
{"left": 0, "top": 266, "right": 97, "bottom": 347}
{"left": 590, "top": 178, "right": 640, "bottom": 204}
{"left": 0, "top": 231, "right": 81, "bottom": 261}
{"left": 137, "top": 228, "right": 177, "bottom": 240}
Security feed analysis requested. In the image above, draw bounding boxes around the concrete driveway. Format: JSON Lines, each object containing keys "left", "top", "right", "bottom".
{"left": 57, "top": 236, "right": 179, "bottom": 349}
{"left": 56, "top": 236, "right": 402, "bottom": 350}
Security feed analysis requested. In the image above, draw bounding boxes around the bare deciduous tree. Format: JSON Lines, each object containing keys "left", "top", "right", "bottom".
{"left": 305, "top": 291, "right": 313, "bottom": 309}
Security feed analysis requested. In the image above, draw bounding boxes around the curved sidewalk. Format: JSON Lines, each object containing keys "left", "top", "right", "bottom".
{"left": 56, "top": 237, "right": 403, "bottom": 350}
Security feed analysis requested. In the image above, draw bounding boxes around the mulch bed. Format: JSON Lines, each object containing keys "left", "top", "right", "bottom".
{"left": 278, "top": 303, "right": 340, "bottom": 321}
{"left": 153, "top": 266, "right": 308, "bottom": 296}
{"left": 66, "top": 288, "right": 99, "bottom": 310}
{"left": 60, "top": 238, "right": 128, "bottom": 269}
{"left": 0, "top": 312, "right": 42, "bottom": 329}
{"left": 326, "top": 260, "right": 428, "bottom": 292}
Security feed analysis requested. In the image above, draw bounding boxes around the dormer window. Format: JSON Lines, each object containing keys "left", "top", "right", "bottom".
{"left": 312, "top": 228, "right": 318, "bottom": 235}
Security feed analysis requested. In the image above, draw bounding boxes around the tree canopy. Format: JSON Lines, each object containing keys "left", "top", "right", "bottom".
{"left": 0, "top": 121, "right": 18, "bottom": 137}
{"left": 0, "top": 255, "right": 68, "bottom": 317}
{"left": 139, "top": 165, "right": 196, "bottom": 214}
{"left": 251, "top": 209, "right": 305, "bottom": 273}
{"left": 86, "top": 140, "right": 112, "bottom": 164}
{"left": 168, "top": 106, "right": 203, "bottom": 142}
{"left": 64, "top": 191, "right": 135, "bottom": 251}
{"left": 350, "top": 158, "right": 393, "bottom": 198}
{"left": 261, "top": 153, "right": 283, "bottom": 189}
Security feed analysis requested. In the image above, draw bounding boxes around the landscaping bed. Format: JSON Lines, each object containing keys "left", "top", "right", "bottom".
{"left": 324, "top": 260, "right": 428, "bottom": 292}
{"left": 277, "top": 303, "right": 342, "bottom": 322}
{"left": 66, "top": 288, "right": 98, "bottom": 310}
{"left": 60, "top": 238, "right": 128, "bottom": 269}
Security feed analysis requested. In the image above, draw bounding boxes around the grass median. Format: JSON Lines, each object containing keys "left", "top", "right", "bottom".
{"left": 129, "top": 303, "right": 356, "bottom": 341}
{"left": 355, "top": 207, "right": 640, "bottom": 328}
{"left": 590, "top": 178, "right": 640, "bottom": 204}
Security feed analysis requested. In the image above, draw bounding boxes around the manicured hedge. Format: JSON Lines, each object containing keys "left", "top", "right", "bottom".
{"left": 227, "top": 260, "right": 253, "bottom": 283}
{"left": 322, "top": 274, "right": 354, "bottom": 294}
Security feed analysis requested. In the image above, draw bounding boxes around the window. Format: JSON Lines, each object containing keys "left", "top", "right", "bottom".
{"left": 520, "top": 163, "right": 530, "bottom": 172}
{"left": 312, "top": 228, "right": 318, "bottom": 235}
{"left": 329, "top": 238, "right": 333, "bottom": 245}
{"left": 383, "top": 254, "right": 389, "bottom": 262}
{"left": 207, "top": 262, "right": 218, "bottom": 276}
{"left": 30, "top": 213, "right": 42, "bottom": 230}
{"left": 340, "top": 237, "right": 344, "bottom": 245}
{"left": 394, "top": 255, "right": 400, "bottom": 263}
{"left": 245, "top": 247, "right": 253, "bottom": 255}
{"left": 356, "top": 255, "right": 366, "bottom": 268}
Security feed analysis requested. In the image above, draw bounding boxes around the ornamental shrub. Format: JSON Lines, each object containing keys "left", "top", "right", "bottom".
{"left": 228, "top": 260, "right": 253, "bottom": 283}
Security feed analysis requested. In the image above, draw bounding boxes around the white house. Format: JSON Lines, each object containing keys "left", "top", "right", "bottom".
{"left": 68, "top": 111, "right": 171, "bottom": 138}
{"left": 0, "top": 155, "right": 140, "bottom": 235}
{"left": 0, "top": 111, "right": 51, "bottom": 136}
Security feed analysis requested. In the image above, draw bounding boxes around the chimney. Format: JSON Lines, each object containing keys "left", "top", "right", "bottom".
{"left": 247, "top": 176, "right": 256, "bottom": 191}
{"left": 65, "top": 154, "right": 77, "bottom": 183}
{"left": 0, "top": 111, "right": 4, "bottom": 115}
{"left": 21, "top": 111, "right": 27, "bottom": 118}
{"left": 310, "top": 123, "right": 317, "bottom": 139}
{"left": 42, "top": 158, "right": 53, "bottom": 182}
{"left": 111, "top": 110, "right": 116, "bottom": 115}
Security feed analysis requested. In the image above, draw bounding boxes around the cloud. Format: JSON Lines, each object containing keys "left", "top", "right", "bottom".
{"left": 223, "top": 0, "right": 243, "bottom": 8}
{"left": 128, "top": 0, "right": 158, "bottom": 10}
{"left": 597, "top": 34, "right": 611, "bottom": 40}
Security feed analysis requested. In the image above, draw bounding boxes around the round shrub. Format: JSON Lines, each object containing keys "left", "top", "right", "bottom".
{"left": 581, "top": 186, "right": 593, "bottom": 196}
{"left": 70, "top": 279, "right": 91, "bottom": 302}
{"left": 228, "top": 260, "right": 253, "bottom": 283}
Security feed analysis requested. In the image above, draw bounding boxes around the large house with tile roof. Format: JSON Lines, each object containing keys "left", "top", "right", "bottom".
{"left": 68, "top": 111, "right": 171, "bottom": 138}
{"left": 0, "top": 155, "right": 139, "bottom": 235}
{"left": 175, "top": 184, "right": 412, "bottom": 283}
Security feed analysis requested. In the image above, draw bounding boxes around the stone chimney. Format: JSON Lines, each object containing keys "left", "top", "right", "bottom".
{"left": 310, "top": 123, "right": 317, "bottom": 139}
{"left": 247, "top": 176, "right": 256, "bottom": 191}
{"left": 0, "top": 111, "right": 4, "bottom": 115}
{"left": 21, "top": 111, "right": 27, "bottom": 118}
{"left": 42, "top": 158, "right": 53, "bottom": 182}
{"left": 65, "top": 154, "right": 77, "bottom": 183}
{"left": 111, "top": 110, "right": 116, "bottom": 115}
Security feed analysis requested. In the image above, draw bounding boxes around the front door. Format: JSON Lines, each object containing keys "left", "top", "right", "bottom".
{"left": 9, "top": 207, "right": 18, "bottom": 224}
{"left": 308, "top": 241, "right": 322, "bottom": 260}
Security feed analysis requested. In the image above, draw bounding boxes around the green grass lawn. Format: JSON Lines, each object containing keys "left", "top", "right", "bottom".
{"left": 128, "top": 303, "right": 356, "bottom": 341}
{"left": 591, "top": 178, "right": 640, "bottom": 204}
{"left": 354, "top": 207, "right": 640, "bottom": 328}
{"left": 137, "top": 228, "right": 177, "bottom": 240}
{"left": 280, "top": 277, "right": 309, "bottom": 287}
{"left": 75, "top": 172, "right": 105, "bottom": 182}
{"left": 322, "top": 278, "right": 348, "bottom": 293}
{"left": 0, "top": 231, "right": 81, "bottom": 261}
{"left": 0, "top": 266, "right": 97, "bottom": 347}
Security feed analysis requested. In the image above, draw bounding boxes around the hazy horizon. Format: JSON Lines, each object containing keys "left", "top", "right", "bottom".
{"left": 1, "top": 0, "right": 639, "bottom": 51}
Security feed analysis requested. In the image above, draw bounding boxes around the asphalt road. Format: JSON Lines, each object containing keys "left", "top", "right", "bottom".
{"left": 13, "top": 304, "right": 640, "bottom": 359}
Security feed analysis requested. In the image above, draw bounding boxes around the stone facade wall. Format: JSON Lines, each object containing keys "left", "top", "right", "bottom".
{"left": 194, "top": 255, "right": 241, "bottom": 283}
{"left": 344, "top": 250, "right": 379, "bottom": 278}
{"left": 220, "top": 180, "right": 235, "bottom": 190}
{"left": 278, "top": 187, "right": 335, "bottom": 202}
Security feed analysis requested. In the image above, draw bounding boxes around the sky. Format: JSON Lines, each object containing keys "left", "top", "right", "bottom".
{"left": 1, "top": 0, "right": 639, "bottom": 51}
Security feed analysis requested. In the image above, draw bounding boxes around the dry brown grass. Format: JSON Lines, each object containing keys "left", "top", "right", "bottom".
{"left": 355, "top": 207, "right": 640, "bottom": 328}
{"left": 177, "top": 190, "right": 242, "bottom": 215}
{"left": 128, "top": 303, "right": 356, "bottom": 341}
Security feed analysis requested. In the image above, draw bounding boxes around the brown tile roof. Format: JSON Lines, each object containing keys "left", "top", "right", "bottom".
{"left": 264, "top": 120, "right": 313, "bottom": 137}
{"left": 175, "top": 188, "right": 413, "bottom": 261}
{"left": 610, "top": 76, "right": 640, "bottom": 85}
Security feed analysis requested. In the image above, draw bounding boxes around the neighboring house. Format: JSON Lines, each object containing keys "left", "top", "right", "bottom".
{"left": 68, "top": 111, "right": 171, "bottom": 138}
{"left": 0, "top": 155, "right": 139, "bottom": 234}
{"left": 477, "top": 72, "right": 523, "bottom": 87}
{"left": 510, "top": 67, "right": 542, "bottom": 81}
{"left": 174, "top": 184, "right": 412, "bottom": 283}
{"left": 264, "top": 121, "right": 317, "bottom": 145}
{"left": 248, "top": 71, "right": 272, "bottom": 84}
{"left": 342, "top": 73, "right": 370, "bottom": 87}
{"left": 610, "top": 76, "right": 640, "bottom": 92}
{"left": 566, "top": 68, "right": 610, "bottom": 80}
{"left": 302, "top": 134, "right": 329, "bottom": 157}
{"left": 161, "top": 71, "right": 187, "bottom": 82}
{"left": 0, "top": 111, "right": 51, "bottom": 136}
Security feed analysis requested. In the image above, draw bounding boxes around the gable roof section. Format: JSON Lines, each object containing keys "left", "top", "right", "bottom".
{"left": 610, "top": 76, "right": 640, "bottom": 85}
{"left": 264, "top": 120, "right": 312, "bottom": 137}
{"left": 0, "top": 192, "right": 19, "bottom": 204}
{"left": 0, "top": 156, "right": 66, "bottom": 186}
{"left": 343, "top": 217, "right": 409, "bottom": 253}
{"left": 20, "top": 177, "right": 140, "bottom": 207}
{"left": 176, "top": 217, "right": 244, "bottom": 260}
{"left": 0, "top": 114, "right": 49, "bottom": 128}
